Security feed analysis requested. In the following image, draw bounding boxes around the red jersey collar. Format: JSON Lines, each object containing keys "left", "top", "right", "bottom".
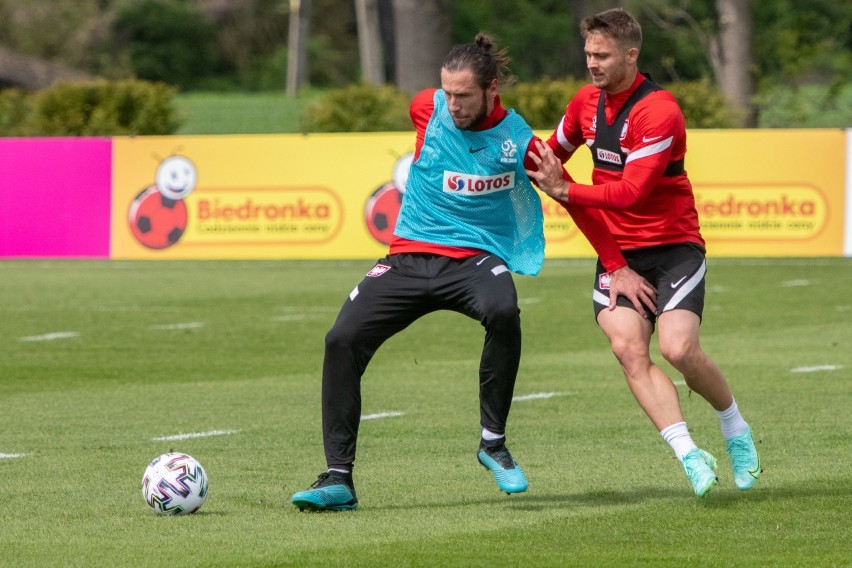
{"left": 472, "top": 95, "right": 508, "bottom": 131}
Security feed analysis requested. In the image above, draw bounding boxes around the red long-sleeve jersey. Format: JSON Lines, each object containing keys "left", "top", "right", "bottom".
{"left": 547, "top": 73, "right": 704, "bottom": 251}
{"left": 391, "top": 89, "right": 627, "bottom": 272}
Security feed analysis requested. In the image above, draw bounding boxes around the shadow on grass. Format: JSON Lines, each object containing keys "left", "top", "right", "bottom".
{"left": 360, "top": 486, "right": 679, "bottom": 512}
{"left": 361, "top": 481, "right": 852, "bottom": 513}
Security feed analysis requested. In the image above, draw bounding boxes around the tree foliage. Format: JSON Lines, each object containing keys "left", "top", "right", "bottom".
{"left": 453, "top": 0, "right": 576, "bottom": 82}
{"left": 752, "top": 0, "right": 851, "bottom": 85}
{"left": 112, "top": 0, "right": 217, "bottom": 90}
{"left": 0, "top": 0, "right": 109, "bottom": 69}
{"left": 0, "top": 0, "right": 847, "bottom": 128}
{"left": 1, "top": 0, "right": 848, "bottom": 90}
{"left": 626, "top": 0, "right": 718, "bottom": 83}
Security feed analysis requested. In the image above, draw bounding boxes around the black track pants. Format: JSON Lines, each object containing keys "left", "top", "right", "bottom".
{"left": 322, "top": 252, "right": 522, "bottom": 470}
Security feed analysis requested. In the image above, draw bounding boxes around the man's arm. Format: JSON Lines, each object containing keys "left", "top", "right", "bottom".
{"left": 524, "top": 138, "right": 656, "bottom": 315}
{"left": 528, "top": 100, "right": 683, "bottom": 209}
{"left": 410, "top": 89, "right": 437, "bottom": 160}
{"left": 525, "top": 139, "right": 572, "bottom": 202}
{"left": 523, "top": 137, "right": 622, "bottom": 270}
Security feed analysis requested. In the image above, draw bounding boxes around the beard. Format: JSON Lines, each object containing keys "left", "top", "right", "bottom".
{"left": 452, "top": 91, "right": 489, "bottom": 130}
{"left": 590, "top": 64, "right": 628, "bottom": 93}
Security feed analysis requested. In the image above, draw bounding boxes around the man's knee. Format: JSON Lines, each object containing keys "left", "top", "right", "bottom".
{"left": 609, "top": 334, "right": 652, "bottom": 371}
{"left": 659, "top": 337, "right": 696, "bottom": 369}
{"left": 482, "top": 297, "right": 520, "bottom": 330}
{"left": 325, "top": 321, "right": 358, "bottom": 353}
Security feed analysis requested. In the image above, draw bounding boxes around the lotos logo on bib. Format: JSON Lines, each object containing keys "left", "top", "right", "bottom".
{"left": 443, "top": 171, "right": 515, "bottom": 195}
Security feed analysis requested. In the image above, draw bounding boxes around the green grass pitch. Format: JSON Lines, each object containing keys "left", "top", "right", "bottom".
{"left": 1, "top": 258, "right": 850, "bottom": 566}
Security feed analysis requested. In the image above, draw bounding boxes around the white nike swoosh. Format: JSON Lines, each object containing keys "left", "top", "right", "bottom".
{"left": 670, "top": 276, "right": 687, "bottom": 288}
{"left": 642, "top": 135, "right": 662, "bottom": 143}
{"left": 477, "top": 255, "right": 491, "bottom": 266}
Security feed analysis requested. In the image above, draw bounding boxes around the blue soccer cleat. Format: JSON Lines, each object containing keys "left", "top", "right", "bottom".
{"left": 726, "top": 426, "right": 762, "bottom": 491}
{"left": 477, "top": 440, "right": 528, "bottom": 494}
{"left": 291, "top": 471, "right": 358, "bottom": 512}
{"left": 682, "top": 448, "right": 719, "bottom": 498}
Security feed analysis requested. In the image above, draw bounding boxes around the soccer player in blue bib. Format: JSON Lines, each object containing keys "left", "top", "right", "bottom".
{"left": 291, "top": 33, "right": 650, "bottom": 511}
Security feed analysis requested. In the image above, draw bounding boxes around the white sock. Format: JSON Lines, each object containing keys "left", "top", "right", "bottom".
{"left": 660, "top": 421, "right": 698, "bottom": 462}
{"left": 715, "top": 398, "right": 749, "bottom": 439}
{"left": 481, "top": 428, "right": 504, "bottom": 441}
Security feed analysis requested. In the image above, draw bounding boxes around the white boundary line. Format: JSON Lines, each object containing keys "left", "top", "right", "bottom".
{"left": 791, "top": 365, "right": 842, "bottom": 373}
{"left": 512, "top": 392, "right": 572, "bottom": 402}
{"left": 18, "top": 332, "right": 79, "bottom": 342}
{"left": 151, "top": 429, "right": 239, "bottom": 441}
{"left": 150, "top": 322, "right": 205, "bottom": 330}
{"left": 780, "top": 279, "right": 811, "bottom": 288}
{"left": 0, "top": 453, "right": 27, "bottom": 459}
{"left": 361, "top": 411, "right": 404, "bottom": 421}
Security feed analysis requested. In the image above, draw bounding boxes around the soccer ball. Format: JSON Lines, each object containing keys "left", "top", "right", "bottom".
{"left": 128, "top": 186, "right": 188, "bottom": 250}
{"left": 364, "top": 181, "right": 403, "bottom": 245}
{"left": 141, "top": 452, "right": 209, "bottom": 515}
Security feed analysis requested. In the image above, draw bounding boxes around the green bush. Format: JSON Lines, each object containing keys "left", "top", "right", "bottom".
{"left": 0, "top": 80, "right": 182, "bottom": 136}
{"left": 300, "top": 78, "right": 734, "bottom": 134}
{"left": 503, "top": 76, "right": 737, "bottom": 130}
{"left": 663, "top": 77, "right": 737, "bottom": 128}
{"left": 502, "top": 76, "right": 587, "bottom": 130}
{"left": 755, "top": 81, "right": 852, "bottom": 128}
{"left": 301, "top": 84, "right": 411, "bottom": 132}
{"left": 0, "top": 88, "right": 31, "bottom": 136}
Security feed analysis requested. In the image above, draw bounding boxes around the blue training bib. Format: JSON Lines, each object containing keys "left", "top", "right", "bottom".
{"left": 395, "top": 91, "right": 544, "bottom": 275}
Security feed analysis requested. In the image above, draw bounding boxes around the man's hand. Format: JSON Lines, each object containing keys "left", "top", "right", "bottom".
{"left": 608, "top": 265, "right": 657, "bottom": 316}
{"left": 525, "top": 139, "right": 569, "bottom": 202}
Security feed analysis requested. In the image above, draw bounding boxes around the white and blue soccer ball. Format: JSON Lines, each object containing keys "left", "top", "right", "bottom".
{"left": 142, "top": 452, "right": 209, "bottom": 515}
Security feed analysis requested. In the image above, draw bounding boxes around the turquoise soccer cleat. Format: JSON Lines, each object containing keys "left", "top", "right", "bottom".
{"left": 477, "top": 441, "right": 528, "bottom": 494}
{"left": 291, "top": 471, "right": 358, "bottom": 512}
{"left": 682, "top": 448, "right": 719, "bottom": 498}
{"left": 726, "top": 426, "right": 762, "bottom": 490}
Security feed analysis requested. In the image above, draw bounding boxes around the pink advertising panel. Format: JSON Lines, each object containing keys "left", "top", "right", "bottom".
{"left": 0, "top": 138, "right": 112, "bottom": 258}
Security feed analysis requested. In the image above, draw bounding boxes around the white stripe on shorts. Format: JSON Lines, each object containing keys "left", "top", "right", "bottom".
{"left": 662, "top": 259, "right": 706, "bottom": 313}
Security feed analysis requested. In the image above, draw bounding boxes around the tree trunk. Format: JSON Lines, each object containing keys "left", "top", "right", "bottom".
{"left": 377, "top": 0, "right": 396, "bottom": 83}
{"left": 286, "top": 0, "right": 311, "bottom": 96}
{"left": 710, "top": 0, "right": 756, "bottom": 126}
{"left": 355, "top": 0, "right": 386, "bottom": 85}
{"left": 391, "top": 0, "right": 452, "bottom": 94}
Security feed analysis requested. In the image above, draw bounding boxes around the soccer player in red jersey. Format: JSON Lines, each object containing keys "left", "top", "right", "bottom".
{"left": 526, "top": 8, "right": 761, "bottom": 497}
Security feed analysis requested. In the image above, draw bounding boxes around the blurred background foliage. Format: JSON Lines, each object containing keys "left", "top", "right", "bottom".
{"left": 0, "top": 0, "right": 848, "bottom": 134}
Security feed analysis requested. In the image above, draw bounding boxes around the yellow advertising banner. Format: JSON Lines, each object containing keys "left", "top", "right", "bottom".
{"left": 111, "top": 129, "right": 846, "bottom": 260}
{"left": 112, "top": 134, "right": 412, "bottom": 259}
{"left": 684, "top": 129, "right": 844, "bottom": 256}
